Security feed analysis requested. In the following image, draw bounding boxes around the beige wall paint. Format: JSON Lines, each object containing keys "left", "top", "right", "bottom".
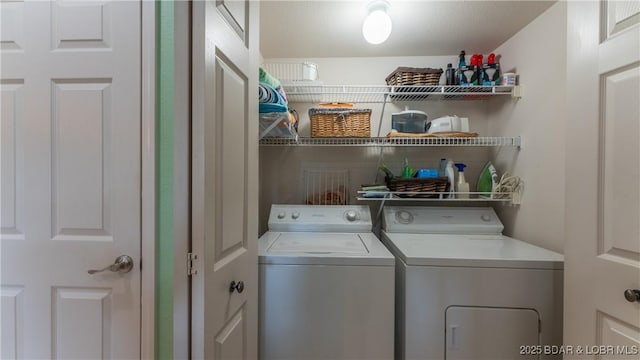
{"left": 488, "top": 2, "right": 567, "bottom": 253}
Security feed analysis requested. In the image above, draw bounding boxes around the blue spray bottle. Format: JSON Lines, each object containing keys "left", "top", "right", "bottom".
{"left": 454, "top": 163, "right": 470, "bottom": 198}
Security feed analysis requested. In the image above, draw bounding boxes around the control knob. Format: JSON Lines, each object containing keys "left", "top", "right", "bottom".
{"left": 277, "top": 212, "right": 286, "bottom": 219}
{"left": 396, "top": 210, "right": 414, "bottom": 224}
{"left": 345, "top": 210, "right": 358, "bottom": 222}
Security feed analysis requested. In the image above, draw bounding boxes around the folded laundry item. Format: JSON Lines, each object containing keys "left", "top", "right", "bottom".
{"left": 259, "top": 82, "right": 288, "bottom": 113}
{"left": 259, "top": 67, "right": 281, "bottom": 89}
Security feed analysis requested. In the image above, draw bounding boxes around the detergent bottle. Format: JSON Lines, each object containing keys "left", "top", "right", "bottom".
{"left": 446, "top": 160, "right": 456, "bottom": 199}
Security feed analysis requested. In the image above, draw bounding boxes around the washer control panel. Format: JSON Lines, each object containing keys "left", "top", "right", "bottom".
{"left": 268, "top": 205, "right": 372, "bottom": 232}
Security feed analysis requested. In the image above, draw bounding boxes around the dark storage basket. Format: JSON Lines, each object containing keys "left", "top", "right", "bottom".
{"left": 309, "top": 108, "right": 371, "bottom": 138}
{"left": 385, "top": 67, "right": 443, "bottom": 86}
{"left": 386, "top": 177, "right": 450, "bottom": 198}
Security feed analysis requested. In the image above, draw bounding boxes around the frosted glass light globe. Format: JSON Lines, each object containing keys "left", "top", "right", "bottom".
{"left": 362, "top": 9, "right": 392, "bottom": 45}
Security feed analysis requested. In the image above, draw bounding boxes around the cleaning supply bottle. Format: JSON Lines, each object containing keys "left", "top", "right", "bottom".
{"left": 445, "top": 63, "right": 454, "bottom": 85}
{"left": 454, "top": 163, "right": 469, "bottom": 198}
{"left": 439, "top": 158, "right": 447, "bottom": 177}
{"left": 402, "top": 158, "right": 414, "bottom": 178}
{"left": 458, "top": 50, "right": 466, "bottom": 67}
{"left": 446, "top": 160, "right": 456, "bottom": 199}
{"left": 457, "top": 50, "right": 466, "bottom": 85}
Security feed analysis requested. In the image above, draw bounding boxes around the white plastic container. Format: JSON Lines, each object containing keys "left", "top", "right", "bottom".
{"left": 446, "top": 160, "right": 456, "bottom": 199}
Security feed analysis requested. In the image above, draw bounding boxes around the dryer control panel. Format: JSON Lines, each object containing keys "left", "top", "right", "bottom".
{"left": 382, "top": 206, "right": 504, "bottom": 235}
{"left": 268, "top": 205, "right": 372, "bottom": 232}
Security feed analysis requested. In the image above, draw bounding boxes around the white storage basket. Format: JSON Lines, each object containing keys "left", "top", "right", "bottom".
{"left": 262, "top": 61, "right": 318, "bottom": 81}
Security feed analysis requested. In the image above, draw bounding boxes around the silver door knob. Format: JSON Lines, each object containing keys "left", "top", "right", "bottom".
{"left": 88, "top": 255, "right": 134, "bottom": 275}
{"left": 624, "top": 289, "right": 640, "bottom": 303}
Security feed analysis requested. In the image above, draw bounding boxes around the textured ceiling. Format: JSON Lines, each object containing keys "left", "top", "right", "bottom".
{"left": 260, "top": 0, "right": 556, "bottom": 58}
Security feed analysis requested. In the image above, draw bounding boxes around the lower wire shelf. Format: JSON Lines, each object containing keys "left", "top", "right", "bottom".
{"left": 356, "top": 191, "right": 516, "bottom": 203}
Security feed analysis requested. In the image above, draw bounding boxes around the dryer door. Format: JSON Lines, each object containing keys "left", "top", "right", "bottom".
{"left": 445, "top": 306, "right": 539, "bottom": 360}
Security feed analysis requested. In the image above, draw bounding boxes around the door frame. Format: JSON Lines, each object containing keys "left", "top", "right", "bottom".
{"left": 141, "top": 1, "right": 156, "bottom": 358}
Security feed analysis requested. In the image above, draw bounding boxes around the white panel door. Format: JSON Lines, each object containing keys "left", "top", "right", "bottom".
{"left": 565, "top": 1, "right": 640, "bottom": 359}
{"left": 191, "top": 0, "right": 259, "bottom": 359}
{"left": 0, "top": 1, "right": 141, "bottom": 359}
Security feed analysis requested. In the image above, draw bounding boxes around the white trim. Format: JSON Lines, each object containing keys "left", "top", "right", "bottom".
{"left": 141, "top": 0, "right": 156, "bottom": 358}
{"left": 172, "top": 1, "right": 191, "bottom": 358}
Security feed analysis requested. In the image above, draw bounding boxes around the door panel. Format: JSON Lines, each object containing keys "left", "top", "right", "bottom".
{"left": 601, "top": 64, "right": 640, "bottom": 261}
{"left": 1, "top": 286, "right": 24, "bottom": 359}
{"left": 215, "top": 307, "right": 247, "bottom": 360}
{"left": 216, "top": 0, "right": 247, "bottom": 43}
{"left": 604, "top": 1, "right": 640, "bottom": 39}
{"left": 565, "top": 1, "right": 640, "bottom": 357}
{"left": 0, "top": 1, "right": 141, "bottom": 358}
{"left": 53, "top": 288, "right": 112, "bottom": 359}
{"left": 216, "top": 54, "right": 247, "bottom": 257}
{"left": 0, "top": 82, "right": 24, "bottom": 240}
{"left": 0, "top": 1, "right": 23, "bottom": 51}
{"left": 52, "top": 80, "right": 112, "bottom": 239}
{"left": 597, "top": 312, "right": 640, "bottom": 358}
{"left": 52, "top": 1, "right": 111, "bottom": 49}
{"left": 192, "top": 0, "right": 259, "bottom": 358}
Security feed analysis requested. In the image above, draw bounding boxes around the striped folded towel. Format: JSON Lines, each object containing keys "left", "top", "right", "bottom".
{"left": 258, "top": 82, "right": 288, "bottom": 113}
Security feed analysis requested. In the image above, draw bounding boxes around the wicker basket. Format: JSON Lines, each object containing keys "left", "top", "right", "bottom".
{"left": 385, "top": 67, "right": 443, "bottom": 86}
{"left": 309, "top": 108, "right": 371, "bottom": 138}
{"left": 386, "top": 177, "right": 450, "bottom": 198}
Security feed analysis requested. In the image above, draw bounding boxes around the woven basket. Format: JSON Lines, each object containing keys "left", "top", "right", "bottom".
{"left": 309, "top": 108, "right": 371, "bottom": 138}
{"left": 385, "top": 67, "right": 443, "bottom": 86}
{"left": 386, "top": 177, "right": 450, "bottom": 198}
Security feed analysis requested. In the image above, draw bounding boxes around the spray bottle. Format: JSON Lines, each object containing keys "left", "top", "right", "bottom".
{"left": 454, "top": 163, "right": 470, "bottom": 198}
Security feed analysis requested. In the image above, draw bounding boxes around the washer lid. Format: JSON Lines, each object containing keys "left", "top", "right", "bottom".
{"left": 258, "top": 232, "right": 394, "bottom": 266}
{"left": 382, "top": 206, "right": 503, "bottom": 235}
{"left": 268, "top": 233, "right": 368, "bottom": 254}
{"left": 381, "top": 232, "right": 564, "bottom": 269}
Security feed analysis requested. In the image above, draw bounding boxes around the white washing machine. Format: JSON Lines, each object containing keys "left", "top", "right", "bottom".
{"left": 259, "top": 204, "right": 395, "bottom": 360}
{"left": 381, "top": 206, "right": 564, "bottom": 360}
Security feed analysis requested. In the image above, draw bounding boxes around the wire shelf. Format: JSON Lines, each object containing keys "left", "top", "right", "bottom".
{"left": 281, "top": 84, "right": 516, "bottom": 103}
{"left": 259, "top": 112, "right": 298, "bottom": 140}
{"left": 260, "top": 136, "right": 521, "bottom": 147}
{"left": 356, "top": 191, "right": 515, "bottom": 202}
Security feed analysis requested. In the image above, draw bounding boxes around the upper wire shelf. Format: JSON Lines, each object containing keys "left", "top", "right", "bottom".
{"left": 259, "top": 136, "right": 521, "bottom": 147}
{"left": 281, "top": 84, "right": 517, "bottom": 103}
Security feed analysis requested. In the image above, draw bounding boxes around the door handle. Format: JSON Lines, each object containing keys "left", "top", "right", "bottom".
{"left": 229, "top": 280, "right": 245, "bottom": 294}
{"left": 624, "top": 289, "right": 640, "bottom": 303}
{"left": 88, "top": 255, "right": 134, "bottom": 275}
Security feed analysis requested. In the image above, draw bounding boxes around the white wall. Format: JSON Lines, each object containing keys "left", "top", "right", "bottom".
{"left": 261, "top": 3, "right": 569, "bottom": 242}
{"left": 488, "top": 2, "right": 567, "bottom": 253}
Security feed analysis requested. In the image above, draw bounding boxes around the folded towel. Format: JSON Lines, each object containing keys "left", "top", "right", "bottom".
{"left": 259, "top": 67, "right": 281, "bottom": 89}
{"left": 258, "top": 82, "right": 288, "bottom": 113}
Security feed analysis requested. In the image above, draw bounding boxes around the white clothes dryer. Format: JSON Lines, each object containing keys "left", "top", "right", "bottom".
{"left": 259, "top": 205, "right": 395, "bottom": 360}
{"left": 381, "top": 206, "right": 564, "bottom": 360}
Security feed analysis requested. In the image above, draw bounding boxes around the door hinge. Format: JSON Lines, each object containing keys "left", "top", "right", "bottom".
{"left": 187, "top": 253, "right": 198, "bottom": 276}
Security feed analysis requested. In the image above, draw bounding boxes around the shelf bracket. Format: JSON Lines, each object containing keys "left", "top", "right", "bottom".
{"left": 511, "top": 85, "right": 523, "bottom": 99}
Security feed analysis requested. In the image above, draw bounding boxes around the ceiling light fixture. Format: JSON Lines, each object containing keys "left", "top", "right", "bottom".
{"left": 362, "top": 0, "right": 392, "bottom": 45}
